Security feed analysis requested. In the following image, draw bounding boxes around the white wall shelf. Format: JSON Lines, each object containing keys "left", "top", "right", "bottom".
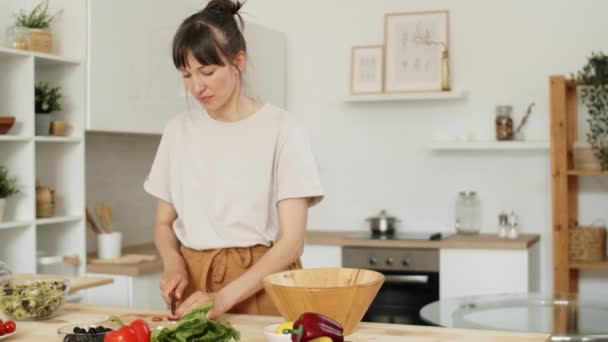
{"left": 36, "top": 215, "right": 83, "bottom": 226}
{"left": 35, "top": 136, "right": 82, "bottom": 143}
{"left": 0, "top": 135, "right": 31, "bottom": 142}
{"left": 0, "top": 0, "right": 86, "bottom": 275}
{"left": 0, "top": 221, "right": 32, "bottom": 230}
{"left": 429, "top": 140, "right": 550, "bottom": 151}
{"left": 345, "top": 90, "right": 467, "bottom": 103}
{"left": 0, "top": 47, "right": 81, "bottom": 65}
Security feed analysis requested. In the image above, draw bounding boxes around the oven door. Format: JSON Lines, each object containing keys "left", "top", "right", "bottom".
{"left": 363, "top": 270, "right": 439, "bottom": 325}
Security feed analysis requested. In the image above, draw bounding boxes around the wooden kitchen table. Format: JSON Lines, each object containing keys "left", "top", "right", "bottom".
{"left": 4, "top": 304, "right": 550, "bottom": 342}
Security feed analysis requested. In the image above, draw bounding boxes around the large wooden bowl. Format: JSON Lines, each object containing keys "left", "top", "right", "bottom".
{"left": 263, "top": 268, "right": 384, "bottom": 335}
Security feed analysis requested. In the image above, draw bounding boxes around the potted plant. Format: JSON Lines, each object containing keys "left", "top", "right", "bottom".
{"left": 574, "top": 52, "right": 608, "bottom": 170}
{"left": 0, "top": 167, "right": 19, "bottom": 223}
{"left": 35, "top": 81, "right": 62, "bottom": 136}
{"left": 14, "top": 0, "right": 62, "bottom": 53}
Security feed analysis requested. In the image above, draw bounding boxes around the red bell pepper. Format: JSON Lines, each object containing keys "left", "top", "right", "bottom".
{"left": 105, "top": 316, "right": 151, "bottom": 342}
{"left": 283, "top": 312, "right": 344, "bottom": 342}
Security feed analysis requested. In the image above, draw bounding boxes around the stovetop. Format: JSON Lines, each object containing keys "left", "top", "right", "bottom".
{"left": 347, "top": 232, "right": 451, "bottom": 241}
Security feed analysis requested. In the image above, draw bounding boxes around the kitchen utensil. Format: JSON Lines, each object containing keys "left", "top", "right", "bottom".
{"left": 95, "top": 203, "right": 111, "bottom": 233}
{"left": 263, "top": 324, "right": 291, "bottom": 342}
{"left": 88, "top": 254, "right": 156, "bottom": 265}
{"left": 170, "top": 291, "right": 176, "bottom": 316}
{"left": 85, "top": 208, "right": 103, "bottom": 234}
{"left": 104, "top": 204, "right": 113, "bottom": 233}
{"left": 263, "top": 268, "right": 384, "bottom": 335}
{"left": 96, "top": 232, "right": 122, "bottom": 259}
{"left": 366, "top": 210, "right": 399, "bottom": 235}
{"left": 515, "top": 102, "right": 535, "bottom": 136}
{"left": 0, "top": 116, "right": 15, "bottom": 135}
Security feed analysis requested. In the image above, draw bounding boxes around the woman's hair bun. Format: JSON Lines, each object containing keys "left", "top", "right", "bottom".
{"left": 205, "top": 0, "right": 243, "bottom": 16}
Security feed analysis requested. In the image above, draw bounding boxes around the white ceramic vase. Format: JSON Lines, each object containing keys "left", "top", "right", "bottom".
{"left": 35, "top": 113, "right": 51, "bottom": 135}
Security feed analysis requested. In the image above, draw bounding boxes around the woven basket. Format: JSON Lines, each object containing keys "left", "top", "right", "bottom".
{"left": 569, "top": 226, "right": 607, "bottom": 262}
{"left": 28, "top": 29, "right": 52, "bottom": 53}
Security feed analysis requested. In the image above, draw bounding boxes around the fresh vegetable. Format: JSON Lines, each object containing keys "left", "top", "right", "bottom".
{"left": 0, "top": 322, "right": 5, "bottom": 336}
{"left": 3, "top": 320, "right": 16, "bottom": 334}
{"left": 309, "top": 338, "right": 332, "bottom": 342}
{"left": 0, "top": 279, "right": 66, "bottom": 320}
{"left": 104, "top": 325, "right": 138, "bottom": 342}
{"left": 151, "top": 300, "right": 240, "bottom": 342}
{"left": 283, "top": 313, "right": 344, "bottom": 342}
{"left": 105, "top": 316, "right": 150, "bottom": 342}
{"left": 275, "top": 321, "right": 294, "bottom": 334}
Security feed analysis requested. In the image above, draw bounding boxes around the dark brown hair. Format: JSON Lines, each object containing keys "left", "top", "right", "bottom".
{"left": 172, "top": 0, "right": 246, "bottom": 70}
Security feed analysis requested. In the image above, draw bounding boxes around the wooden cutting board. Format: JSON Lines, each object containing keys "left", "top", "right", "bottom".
{"left": 88, "top": 254, "right": 157, "bottom": 265}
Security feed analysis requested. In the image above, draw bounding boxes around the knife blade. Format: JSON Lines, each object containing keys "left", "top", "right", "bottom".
{"left": 170, "top": 291, "right": 176, "bottom": 316}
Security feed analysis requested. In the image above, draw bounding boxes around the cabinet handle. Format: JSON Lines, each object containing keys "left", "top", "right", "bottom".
{"left": 384, "top": 275, "right": 429, "bottom": 284}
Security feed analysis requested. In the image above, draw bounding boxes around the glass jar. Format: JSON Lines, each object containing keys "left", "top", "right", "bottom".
{"left": 5, "top": 26, "right": 30, "bottom": 50}
{"left": 454, "top": 191, "right": 482, "bottom": 235}
{"left": 495, "top": 105, "right": 514, "bottom": 141}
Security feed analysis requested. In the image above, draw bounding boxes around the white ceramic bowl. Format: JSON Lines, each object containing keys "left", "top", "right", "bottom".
{"left": 263, "top": 324, "right": 291, "bottom": 342}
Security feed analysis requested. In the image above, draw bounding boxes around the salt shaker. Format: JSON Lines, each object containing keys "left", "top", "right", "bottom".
{"left": 507, "top": 211, "right": 520, "bottom": 240}
{"left": 498, "top": 211, "right": 508, "bottom": 239}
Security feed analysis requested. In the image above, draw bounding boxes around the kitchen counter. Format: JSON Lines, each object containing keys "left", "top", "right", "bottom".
{"left": 87, "top": 231, "right": 540, "bottom": 277}
{"left": 13, "top": 274, "right": 113, "bottom": 293}
{"left": 306, "top": 230, "right": 540, "bottom": 249}
{"left": 86, "top": 243, "right": 163, "bottom": 276}
{"left": 8, "top": 303, "right": 549, "bottom": 341}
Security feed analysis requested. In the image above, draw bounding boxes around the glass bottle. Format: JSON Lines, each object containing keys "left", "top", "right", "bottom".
{"left": 454, "top": 191, "right": 482, "bottom": 235}
{"left": 495, "top": 105, "right": 514, "bottom": 141}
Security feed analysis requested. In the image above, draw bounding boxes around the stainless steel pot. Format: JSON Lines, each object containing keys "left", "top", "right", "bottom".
{"left": 367, "top": 210, "right": 400, "bottom": 235}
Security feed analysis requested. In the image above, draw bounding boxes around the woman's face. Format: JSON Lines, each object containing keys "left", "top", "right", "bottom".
{"left": 179, "top": 50, "right": 245, "bottom": 112}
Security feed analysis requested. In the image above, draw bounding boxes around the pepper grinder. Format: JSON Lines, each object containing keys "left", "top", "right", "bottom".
{"left": 507, "top": 211, "right": 520, "bottom": 240}
{"left": 498, "top": 211, "right": 508, "bottom": 239}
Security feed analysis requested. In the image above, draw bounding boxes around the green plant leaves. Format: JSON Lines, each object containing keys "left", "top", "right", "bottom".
{"left": 14, "top": 0, "right": 62, "bottom": 29}
{"left": 0, "top": 167, "right": 19, "bottom": 199}
{"left": 35, "top": 81, "right": 62, "bottom": 114}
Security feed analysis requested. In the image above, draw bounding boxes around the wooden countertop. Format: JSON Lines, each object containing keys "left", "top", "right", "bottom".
{"left": 87, "top": 243, "right": 163, "bottom": 276}
{"left": 306, "top": 231, "right": 540, "bottom": 249}
{"left": 7, "top": 303, "right": 550, "bottom": 341}
{"left": 86, "top": 231, "right": 540, "bottom": 277}
{"left": 14, "top": 274, "right": 113, "bottom": 293}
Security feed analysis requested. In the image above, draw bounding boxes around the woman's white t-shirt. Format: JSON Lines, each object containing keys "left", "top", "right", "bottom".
{"left": 144, "top": 103, "right": 324, "bottom": 250}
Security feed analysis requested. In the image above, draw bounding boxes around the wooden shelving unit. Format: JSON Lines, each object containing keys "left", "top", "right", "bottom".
{"left": 550, "top": 75, "right": 608, "bottom": 293}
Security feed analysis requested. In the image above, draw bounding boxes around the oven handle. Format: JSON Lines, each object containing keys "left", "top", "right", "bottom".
{"left": 384, "top": 275, "right": 429, "bottom": 284}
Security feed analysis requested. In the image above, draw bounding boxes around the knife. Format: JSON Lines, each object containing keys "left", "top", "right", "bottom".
{"left": 170, "top": 291, "right": 176, "bottom": 316}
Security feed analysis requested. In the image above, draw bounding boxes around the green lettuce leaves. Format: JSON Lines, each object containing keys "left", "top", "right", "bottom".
{"left": 151, "top": 301, "right": 240, "bottom": 342}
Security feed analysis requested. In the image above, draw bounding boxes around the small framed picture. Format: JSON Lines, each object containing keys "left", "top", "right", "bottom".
{"left": 350, "top": 45, "right": 384, "bottom": 94}
{"left": 384, "top": 10, "right": 449, "bottom": 92}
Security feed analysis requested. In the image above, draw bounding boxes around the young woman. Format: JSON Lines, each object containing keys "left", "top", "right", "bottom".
{"left": 144, "top": 0, "right": 323, "bottom": 319}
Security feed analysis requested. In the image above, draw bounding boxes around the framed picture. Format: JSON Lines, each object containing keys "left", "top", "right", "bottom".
{"left": 384, "top": 10, "right": 449, "bottom": 92}
{"left": 350, "top": 45, "right": 384, "bottom": 94}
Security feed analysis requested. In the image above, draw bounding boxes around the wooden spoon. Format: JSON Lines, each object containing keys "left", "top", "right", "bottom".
{"left": 95, "top": 203, "right": 110, "bottom": 234}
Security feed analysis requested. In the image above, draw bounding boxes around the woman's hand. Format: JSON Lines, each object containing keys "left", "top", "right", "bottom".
{"left": 160, "top": 260, "right": 189, "bottom": 305}
{"left": 175, "top": 290, "right": 235, "bottom": 319}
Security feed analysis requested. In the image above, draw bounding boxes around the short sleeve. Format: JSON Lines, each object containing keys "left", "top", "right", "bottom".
{"left": 276, "top": 125, "right": 324, "bottom": 207}
{"left": 144, "top": 125, "right": 173, "bottom": 203}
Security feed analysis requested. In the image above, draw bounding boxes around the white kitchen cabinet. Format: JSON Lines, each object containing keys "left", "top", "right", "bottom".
{"left": 301, "top": 245, "right": 342, "bottom": 268}
{"left": 85, "top": 273, "right": 166, "bottom": 310}
{"left": 439, "top": 243, "right": 540, "bottom": 299}
{"left": 87, "top": 0, "right": 286, "bottom": 134}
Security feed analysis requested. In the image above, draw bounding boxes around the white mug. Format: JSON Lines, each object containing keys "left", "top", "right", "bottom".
{"left": 97, "top": 232, "right": 122, "bottom": 259}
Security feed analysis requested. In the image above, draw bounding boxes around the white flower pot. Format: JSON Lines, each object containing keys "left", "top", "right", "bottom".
{"left": 0, "top": 198, "right": 6, "bottom": 222}
{"left": 35, "top": 114, "right": 51, "bottom": 135}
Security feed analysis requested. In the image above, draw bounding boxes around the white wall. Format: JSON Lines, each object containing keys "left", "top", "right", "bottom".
{"left": 85, "top": 133, "right": 160, "bottom": 250}
{"left": 240, "top": 0, "right": 608, "bottom": 294}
